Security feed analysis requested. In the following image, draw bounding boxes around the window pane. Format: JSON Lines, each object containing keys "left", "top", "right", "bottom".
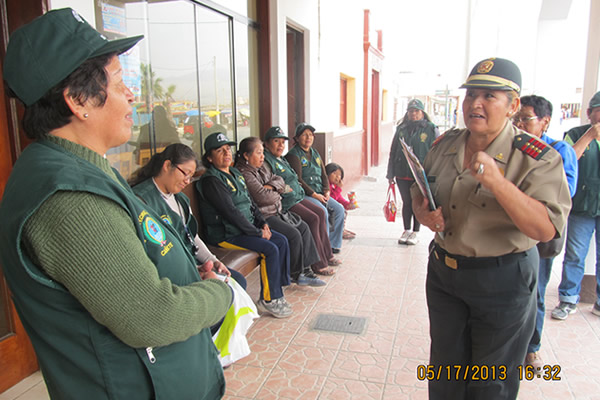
{"left": 195, "top": 7, "right": 234, "bottom": 153}
{"left": 234, "top": 20, "right": 254, "bottom": 140}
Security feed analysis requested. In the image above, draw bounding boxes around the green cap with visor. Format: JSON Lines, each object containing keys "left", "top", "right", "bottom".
{"left": 265, "top": 126, "right": 288, "bottom": 141}
{"left": 204, "top": 132, "right": 236, "bottom": 153}
{"left": 3, "top": 8, "right": 144, "bottom": 106}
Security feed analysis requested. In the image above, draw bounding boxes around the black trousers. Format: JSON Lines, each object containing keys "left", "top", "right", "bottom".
{"left": 426, "top": 244, "right": 538, "bottom": 400}
{"left": 266, "top": 215, "right": 320, "bottom": 279}
{"left": 396, "top": 178, "right": 420, "bottom": 232}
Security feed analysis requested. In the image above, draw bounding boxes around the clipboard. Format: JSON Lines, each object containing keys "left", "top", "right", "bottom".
{"left": 399, "top": 138, "right": 436, "bottom": 212}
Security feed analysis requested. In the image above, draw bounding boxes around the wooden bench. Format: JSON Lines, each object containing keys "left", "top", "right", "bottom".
{"left": 182, "top": 178, "right": 260, "bottom": 277}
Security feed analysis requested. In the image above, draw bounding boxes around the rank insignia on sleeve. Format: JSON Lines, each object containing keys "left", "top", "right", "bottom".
{"left": 514, "top": 134, "right": 550, "bottom": 160}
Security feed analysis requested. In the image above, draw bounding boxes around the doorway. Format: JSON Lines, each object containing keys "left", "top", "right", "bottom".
{"left": 286, "top": 25, "right": 305, "bottom": 137}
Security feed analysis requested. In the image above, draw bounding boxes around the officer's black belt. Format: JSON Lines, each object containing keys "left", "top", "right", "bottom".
{"left": 432, "top": 243, "right": 526, "bottom": 270}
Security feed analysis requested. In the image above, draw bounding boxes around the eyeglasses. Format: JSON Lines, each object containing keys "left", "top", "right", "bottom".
{"left": 175, "top": 165, "right": 194, "bottom": 181}
{"left": 513, "top": 115, "right": 539, "bottom": 124}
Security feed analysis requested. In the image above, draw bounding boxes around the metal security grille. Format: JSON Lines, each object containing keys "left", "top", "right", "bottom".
{"left": 311, "top": 314, "right": 367, "bottom": 335}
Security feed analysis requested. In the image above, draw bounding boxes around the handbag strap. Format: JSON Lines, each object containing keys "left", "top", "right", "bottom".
{"left": 387, "top": 182, "right": 397, "bottom": 203}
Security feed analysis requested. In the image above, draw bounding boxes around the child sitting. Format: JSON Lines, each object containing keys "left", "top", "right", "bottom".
{"left": 325, "top": 163, "right": 357, "bottom": 239}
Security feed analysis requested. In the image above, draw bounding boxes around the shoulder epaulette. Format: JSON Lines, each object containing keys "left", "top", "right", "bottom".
{"left": 431, "top": 128, "right": 460, "bottom": 148}
{"left": 513, "top": 133, "right": 551, "bottom": 160}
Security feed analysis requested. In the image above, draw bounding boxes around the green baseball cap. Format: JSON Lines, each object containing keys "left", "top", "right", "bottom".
{"left": 407, "top": 99, "right": 424, "bottom": 111}
{"left": 460, "top": 57, "right": 522, "bottom": 94}
{"left": 589, "top": 91, "right": 600, "bottom": 109}
{"left": 294, "top": 123, "right": 315, "bottom": 137}
{"left": 204, "top": 132, "right": 236, "bottom": 153}
{"left": 3, "top": 8, "right": 143, "bottom": 106}
{"left": 265, "top": 126, "right": 288, "bottom": 141}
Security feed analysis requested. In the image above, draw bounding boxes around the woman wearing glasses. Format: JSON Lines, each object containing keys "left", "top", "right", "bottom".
{"left": 513, "top": 95, "right": 577, "bottom": 370}
{"left": 130, "top": 143, "right": 247, "bottom": 289}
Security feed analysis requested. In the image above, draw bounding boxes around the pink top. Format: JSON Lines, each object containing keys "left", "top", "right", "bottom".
{"left": 329, "top": 183, "right": 351, "bottom": 209}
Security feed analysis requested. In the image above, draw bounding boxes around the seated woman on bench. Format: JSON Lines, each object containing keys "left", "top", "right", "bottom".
{"left": 130, "top": 143, "right": 246, "bottom": 289}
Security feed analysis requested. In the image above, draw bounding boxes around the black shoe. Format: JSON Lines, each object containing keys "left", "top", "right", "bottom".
{"left": 332, "top": 248, "right": 340, "bottom": 254}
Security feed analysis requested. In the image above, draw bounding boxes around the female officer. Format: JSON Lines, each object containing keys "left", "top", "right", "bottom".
{"left": 386, "top": 99, "right": 438, "bottom": 245}
{"left": 130, "top": 143, "right": 247, "bottom": 290}
{"left": 196, "top": 132, "right": 292, "bottom": 319}
{"left": 0, "top": 9, "right": 231, "bottom": 398}
{"left": 285, "top": 123, "right": 345, "bottom": 254}
{"left": 412, "top": 58, "right": 571, "bottom": 399}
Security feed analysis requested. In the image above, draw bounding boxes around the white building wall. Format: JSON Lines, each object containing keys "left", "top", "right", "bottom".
{"left": 270, "top": 0, "right": 369, "bottom": 137}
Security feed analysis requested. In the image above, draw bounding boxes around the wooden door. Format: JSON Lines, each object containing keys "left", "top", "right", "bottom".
{"left": 0, "top": 0, "right": 47, "bottom": 392}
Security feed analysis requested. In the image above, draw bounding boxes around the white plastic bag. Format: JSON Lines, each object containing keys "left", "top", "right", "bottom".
{"left": 212, "top": 276, "right": 259, "bottom": 367}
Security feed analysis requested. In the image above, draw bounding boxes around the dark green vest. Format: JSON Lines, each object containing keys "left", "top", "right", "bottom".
{"left": 0, "top": 140, "right": 225, "bottom": 400}
{"left": 287, "top": 145, "right": 324, "bottom": 194}
{"left": 388, "top": 120, "right": 437, "bottom": 179}
{"left": 264, "top": 150, "right": 305, "bottom": 210}
{"left": 196, "top": 166, "right": 254, "bottom": 244}
{"left": 132, "top": 178, "right": 199, "bottom": 258}
{"left": 566, "top": 124, "right": 600, "bottom": 217}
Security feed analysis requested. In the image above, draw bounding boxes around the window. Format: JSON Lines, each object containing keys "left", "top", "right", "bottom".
{"left": 340, "top": 77, "right": 347, "bottom": 126}
{"left": 50, "top": 0, "right": 257, "bottom": 179}
{"left": 340, "top": 73, "right": 356, "bottom": 127}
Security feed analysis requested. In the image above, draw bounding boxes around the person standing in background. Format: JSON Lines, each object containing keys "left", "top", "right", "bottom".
{"left": 552, "top": 91, "right": 600, "bottom": 320}
{"left": 387, "top": 99, "right": 438, "bottom": 245}
{"left": 513, "top": 95, "right": 577, "bottom": 368}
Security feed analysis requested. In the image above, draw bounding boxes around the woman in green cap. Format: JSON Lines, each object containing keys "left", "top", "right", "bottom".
{"left": 386, "top": 98, "right": 439, "bottom": 245}
{"left": 411, "top": 57, "right": 571, "bottom": 400}
{"left": 196, "top": 131, "right": 293, "bottom": 319}
{"left": 0, "top": 8, "right": 231, "bottom": 399}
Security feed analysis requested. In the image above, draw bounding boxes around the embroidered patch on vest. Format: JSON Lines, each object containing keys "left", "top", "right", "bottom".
{"left": 514, "top": 134, "right": 550, "bottom": 160}
{"left": 301, "top": 157, "right": 308, "bottom": 166}
{"left": 226, "top": 178, "right": 237, "bottom": 192}
{"left": 420, "top": 133, "right": 428, "bottom": 142}
{"left": 276, "top": 162, "right": 286, "bottom": 172}
{"left": 161, "top": 214, "right": 172, "bottom": 226}
{"left": 237, "top": 175, "right": 247, "bottom": 189}
{"left": 143, "top": 216, "right": 167, "bottom": 246}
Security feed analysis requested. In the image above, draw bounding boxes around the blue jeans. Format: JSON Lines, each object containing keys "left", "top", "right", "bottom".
{"left": 558, "top": 214, "right": 600, "bottom": 305}
{"left": 305, "top": 196, "right": 344, "bottom": 249}
{"left": 528, "top": 256, "right": 554, "bottom": 353}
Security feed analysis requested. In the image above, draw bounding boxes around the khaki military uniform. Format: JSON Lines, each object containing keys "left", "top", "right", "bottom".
{"left": 417, "top": 122, "right": 572, "bottom": 400}
{"left": 422, "top": 122, "right": 571, "bottom": 257}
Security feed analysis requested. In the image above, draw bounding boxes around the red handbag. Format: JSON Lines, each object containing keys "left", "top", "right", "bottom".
{"left": 383, "top": 182, "right": 397, "bottom": 222}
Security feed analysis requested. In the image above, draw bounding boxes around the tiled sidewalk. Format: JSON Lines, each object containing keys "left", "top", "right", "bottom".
{"left": 3, "top": 166, "right": 600, "bottom": 399}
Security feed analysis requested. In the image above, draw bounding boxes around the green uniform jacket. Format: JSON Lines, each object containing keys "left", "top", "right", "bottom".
{"left": 264, "top": 150, "right": 305, "bottom": 211}
{"left": 196, "top": 166, "right": 254, "bottom": 244}
{"left": 565, "top": 124, "right": 600, "bottom": 217}
{"left": 386, "top": 119, "right": 437, "bottom": 180}
{"left": 0, "top": 140, "right": 225, "bottom": 400}
{"left": 133, "top": 178, "right": 198, "bottom": 257}
{"left": 286, "top": 145, "right": 325, "bottom": 194}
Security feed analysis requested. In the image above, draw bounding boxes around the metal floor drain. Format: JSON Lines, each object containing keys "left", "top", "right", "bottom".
{"left": 311, "top": 314, "right": 367, "bottom": 335}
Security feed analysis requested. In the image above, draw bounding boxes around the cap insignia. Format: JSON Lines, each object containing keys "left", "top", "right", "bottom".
{"left": 217, "top": 133, "right": 227, "bottom": 142}
{"left": 477, "top": 60, "right": 494, "bottom": 74}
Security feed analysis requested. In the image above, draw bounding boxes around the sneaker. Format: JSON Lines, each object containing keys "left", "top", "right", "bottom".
{"left": 406, "top": 232, "right": 419, "bottom": 245}
{"left": 551, "top": 301, "right": 577, "bottom": 320}
{"left": 398, "top": 230, "right": 411, "bottom": 244}
{"left": 296, "top": 272, "right": 326, "bottom": 287}
{"left": 332, "top": 248, "right": 341, "bottom": 254}
{"left": 525, "top": 352, "right": 544, "bottom": 370}
{"left": 257, "top": 298, "right": 292, "bottom": 318}
{"left": 593, "top": 302, "right": 600, "bottom": 317}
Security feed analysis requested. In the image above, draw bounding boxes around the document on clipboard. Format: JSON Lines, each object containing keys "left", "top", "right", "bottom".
{"left": 399, "top": 138, "right": 436, "bottom": 212}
